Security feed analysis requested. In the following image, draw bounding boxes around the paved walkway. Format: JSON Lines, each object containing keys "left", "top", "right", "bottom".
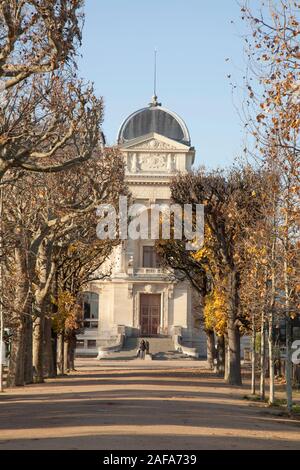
{"left": 0, "top": 359, "right": 299, "bottom": 450}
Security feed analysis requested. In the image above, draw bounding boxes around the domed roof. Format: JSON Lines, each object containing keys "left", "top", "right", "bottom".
{"left": 118, "top": 97, "right": 191, "bottom": 146}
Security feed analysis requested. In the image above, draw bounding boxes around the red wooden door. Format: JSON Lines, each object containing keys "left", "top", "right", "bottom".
{"left": 140, "top": 294, "right": 161, "bottom": 336}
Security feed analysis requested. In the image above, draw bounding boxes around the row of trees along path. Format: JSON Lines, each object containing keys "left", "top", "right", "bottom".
{"left": 0, "top": 1, "right": 127, "bottom": 388}
{"left": 156, "top": 0, "right": 300, "bottom": 412}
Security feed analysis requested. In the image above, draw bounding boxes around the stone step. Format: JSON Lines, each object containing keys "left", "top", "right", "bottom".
{"left": 142, "top": 337, "right": 174, "bottom": 355}
{"left": 99, "top": 337, "right": 196, "bottom": 361}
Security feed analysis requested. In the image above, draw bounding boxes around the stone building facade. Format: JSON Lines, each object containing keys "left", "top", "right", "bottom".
{"left": 76, "top": 97, "right": 206, "bottom": 356}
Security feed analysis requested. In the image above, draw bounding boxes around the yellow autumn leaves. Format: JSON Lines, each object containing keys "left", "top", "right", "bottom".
{"left": 204, "top": 288, "right": 227, "bottom": 336}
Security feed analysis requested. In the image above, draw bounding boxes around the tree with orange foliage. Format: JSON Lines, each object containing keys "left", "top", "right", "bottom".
{"left": 242, "top": 0, "right": 300, "bottom": 411}
{"left": 157, "top": 165, "right": 268, "bottom": 385}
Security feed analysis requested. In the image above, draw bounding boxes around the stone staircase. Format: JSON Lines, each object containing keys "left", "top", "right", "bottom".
{"left": 98, "top": 337, "right": 139, "bottom": 360}
{"left": 99, "top": 336, "right": 197, "bottom": 361}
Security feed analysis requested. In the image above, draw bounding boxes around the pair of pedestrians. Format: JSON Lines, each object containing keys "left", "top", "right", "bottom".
{"left": 137, "top": 339, "right": 149, "bottom": 359}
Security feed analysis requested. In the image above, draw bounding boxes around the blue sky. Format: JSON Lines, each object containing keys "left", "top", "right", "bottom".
{"left": 78, "top": 0, "right": 260, "bottom": 168}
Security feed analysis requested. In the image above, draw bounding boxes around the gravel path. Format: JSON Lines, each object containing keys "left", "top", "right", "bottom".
{"left": 0, "top": 359, "right": 299, "bottom": 450}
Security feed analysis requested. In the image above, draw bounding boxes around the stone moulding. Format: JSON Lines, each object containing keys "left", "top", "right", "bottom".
{"left": 96, "top": 326, "right": 126, "bottom": 359}
{"left": 173, "top": 326, "right": 199, "bottom": 358}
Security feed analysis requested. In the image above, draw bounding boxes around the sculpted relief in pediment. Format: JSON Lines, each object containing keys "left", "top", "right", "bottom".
{"left": 129, "top": 138, "right": 177, "bottom": 151}
{"left": 128, "top": 152, "right": 176, "bottom": 173}
{"left": 139, "top": 153, "right": 166, "bottom": 171}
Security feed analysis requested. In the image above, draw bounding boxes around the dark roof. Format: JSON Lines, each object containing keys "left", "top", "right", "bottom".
{"left": 118, "top": 102, "right": 191, "bottom": 146}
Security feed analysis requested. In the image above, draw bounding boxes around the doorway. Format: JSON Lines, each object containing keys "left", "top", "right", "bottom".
{"left": 140, "top": 294, "right": 161, "bottom": 336}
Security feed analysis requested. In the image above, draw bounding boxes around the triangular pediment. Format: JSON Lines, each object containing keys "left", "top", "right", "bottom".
{"left": 120, "top": 132, "right": 191, "bottom": 152}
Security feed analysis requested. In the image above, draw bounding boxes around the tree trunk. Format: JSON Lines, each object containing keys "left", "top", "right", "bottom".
{"left": 44, "top": 317, "right": 56, "bottom": 378}
{"left": 285, "top": 316, "right": 293, "bottom": 412}
{"left": 67, "top": 331, "right": 77, "bottom": 371}
{"left": 7, "top": 318, "right": 25, "bottom": 387}
{"left": 251, "top": 316, "right": 256, "bottom": 395}
{"left": 260, "top": 311, "right": 266, "bottom": 400}
{"left": 268, "top": 310, "right": 275, "bottom": 404}
{"left": 216, "top": 335, "right": 225, "bottom": 376}
{"left": 206, "top": 329, "right": 216, "bottom": 370}
{"left": 23, "top": 314, "right": 33, "bottom": 384}
{"left": 32, "top": 305, "right": 45, "bottom": 383}
{"left": 226, "top": 270, "right": 242, "bottom": 385}
{"left": 281, "top": 198, "right": 294, "bottom": 412}
{"left": 224, "top": 336, "right": 230, "bottom": 381}
{"left": 52, "top": 331, "right": 57, "bottom": 376}
{"left": 268, "top": 207, "right": 276, "bottom": 404}
{"left": 67, "top": 341, "right": 76, "bottom": 371}
{"left": 32, "top": 240, "right": 55, "bottom": 383}
{"left": 283, "top": 214, "right": 293, "bottom": 412}
{"left": 7, "top": 246, "right": 28, "bottom": 387}
{"left": 57, "top": 332, "right": 65, "bottom": 375}
{"left": 63, "top": 338, "right": 68, "bottom": 372}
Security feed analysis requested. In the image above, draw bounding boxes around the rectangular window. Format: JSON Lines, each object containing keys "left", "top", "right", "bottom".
{"left": 83, "top": 302, "right": 91, "bottom": 320}
{"left": 87, "top": 340, "right": 97, "bottom": 349}
{"left": 143, "top": 246, "right": 157, "bottom": 268}
{"left": 76, "top": 340, "right": 84, "bottom": 349}
{"left": 83, "top": 292, "right": 99, "bottom": 319}
{"left": 83, "top": 292, "right": 99, "bottom": 330}
{"left": 84, "top": 321, "right": 98, "bottom": 329}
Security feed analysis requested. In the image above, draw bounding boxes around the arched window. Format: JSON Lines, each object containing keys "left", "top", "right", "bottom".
{"left": 83, "top": 292, "right": 99, "bottom": 329}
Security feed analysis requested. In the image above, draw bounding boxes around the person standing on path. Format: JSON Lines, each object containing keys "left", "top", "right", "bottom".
{"left": 139, "top": 339, "right": 146, "bottom": 359}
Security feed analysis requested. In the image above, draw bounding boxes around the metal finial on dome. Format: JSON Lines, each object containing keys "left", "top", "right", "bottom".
{"left": 150, "top": 94, "right": 161, "bottom": 107}
{"left": 154, "top": 49, "right": 157, "bottom": 96}
{"left": 149, "top": 50, "right": 161, "bottom": 107}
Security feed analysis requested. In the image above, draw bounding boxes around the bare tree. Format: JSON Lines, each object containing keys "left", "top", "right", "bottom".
{"left": 4, "top": 147, "right": 127, "bottom": 385}
{"left": 0, "top": 1, "right": 103, "bottom": 177}
{"left": 0, "top": 0, "right": 83, "bottom": 90}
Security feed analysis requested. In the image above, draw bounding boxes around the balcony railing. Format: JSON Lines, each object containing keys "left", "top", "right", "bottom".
{"left": 134, "top": 267, "right": 167, "bottom": 276}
